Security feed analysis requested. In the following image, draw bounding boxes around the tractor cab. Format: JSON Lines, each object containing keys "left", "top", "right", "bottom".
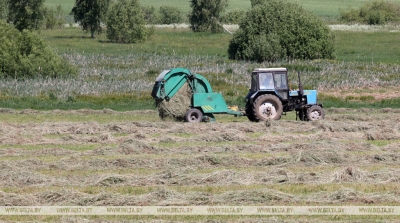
{"left": 249, "top": 68, "right": 290, "bottom": 102}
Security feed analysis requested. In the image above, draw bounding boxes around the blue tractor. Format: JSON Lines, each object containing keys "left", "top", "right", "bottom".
{"left": 245, "top": 68, "right": 324, "bottom": 122}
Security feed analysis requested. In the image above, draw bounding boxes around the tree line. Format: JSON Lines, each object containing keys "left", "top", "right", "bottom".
{"left": 5, "top": 0, "right": 377, "bottom": 79}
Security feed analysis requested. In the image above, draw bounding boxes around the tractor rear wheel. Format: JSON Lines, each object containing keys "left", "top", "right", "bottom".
{"left": 185, "top": 108, "right": 203, "bottom": 122}
{"left": 253, "top": 94, "right": 283, "bottom": 121}
{"left": 306, "top": 105, "right": 324, "bottom": 121}
{"left": 246, "top": 101, "right": 256, "bottom": 122}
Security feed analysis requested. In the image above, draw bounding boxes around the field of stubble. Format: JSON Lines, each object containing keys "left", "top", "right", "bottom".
{"left": 1, "top": 108, "right": 400, "bottom": 222}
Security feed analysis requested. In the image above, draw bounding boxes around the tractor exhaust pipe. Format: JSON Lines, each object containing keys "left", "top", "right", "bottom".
{"left": 297, "top": 71, "right": 304, "bottom": 97}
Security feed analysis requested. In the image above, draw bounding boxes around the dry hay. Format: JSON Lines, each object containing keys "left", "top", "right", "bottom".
{"left": 97, "top": 175, "right": 126, "bottom": 186}
{"left": 118, "top": 138, "right": 154, "bottom": 154}
{"left": 215, "top": 188, "right": 297, "bottom": 205}
{"left": 325, "top": 188, "right": 399, "bottom": 204}
{"left": 0, "top": 169, "right": 51, "bottom": 187}
{"left": 364, "top": 152, "right": 400, "bottom": 164}
{"left": 138, "top": 187, "right": 187, "bottom": 206}
{"left": 332, "top": 166, "right": 366, "bottom": 183}
{"left": 363, "top": 168, "right": 400, "bottom": 183}
{"left": 365, "top": 129, "right": 400, "bottom": 141}
{"left": 195, "top": 170, "right": 255, "bottom": 185}
{"left": 37, "top": 190, "right": 133, "bottom": 206}
{"left": 291, "top": 149, "right": 346, "bottom": 165}
{"left": 197, "top": 130, "right": 251, "bottom": 143}
{"left": 155, "top": 82, "right": 192, "bottom": 121}
{"left": 0, "top": 191, "right": 37, "bottom": 206}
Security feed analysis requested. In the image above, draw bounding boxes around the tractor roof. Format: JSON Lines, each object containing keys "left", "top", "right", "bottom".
{"left": 253, "top": 68, "right": 287, "bottom": 72}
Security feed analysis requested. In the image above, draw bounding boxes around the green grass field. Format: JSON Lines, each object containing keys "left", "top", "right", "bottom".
{"left": 42, "top": 27, "right": 400, "bottom": 64}
{"left": 45, "top": 0, "right": 400, "bottom": 19}
{"left": 43, "top": 27, "right": 232, "bottom": 56}
{"left": 335, "top": 31, "right": 400, "bottom": 64}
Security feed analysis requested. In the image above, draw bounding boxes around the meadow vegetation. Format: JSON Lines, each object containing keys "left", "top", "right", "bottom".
{"left": 0, "top": 25, "right": 399, "bottom": 110}
{"left": 340, "top": 0, "right": 400, "bottom": 25}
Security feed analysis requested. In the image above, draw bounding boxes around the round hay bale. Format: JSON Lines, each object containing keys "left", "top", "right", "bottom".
{"left": 155, "top": 82, "right": 192, "bottom": 121}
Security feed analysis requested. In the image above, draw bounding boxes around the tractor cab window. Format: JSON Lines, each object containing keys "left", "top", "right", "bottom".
{"left": 273, "top": 72, "right": 288, "bottom": 89}
{"left": 259, "top": 72, "right": 274, "bottom": 90}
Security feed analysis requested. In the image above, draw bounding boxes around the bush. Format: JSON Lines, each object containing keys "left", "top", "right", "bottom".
{"left": 43, "top": 5, "right": 66, "bottom": 29}
{"left": 106, "top": 0, "right": 147, "bottom": 43}
{"left": 221, "top": 9, "right": 246, "bottom": 24}
{"left": 158, "top": 6, "right": 182, "bottom": 24}
{"left": 340, "top": 0, "right": 400, "bottom": 25}
{"left": 142, "top": 5, "right": 157, "bottom": 24}
{"left": 43, "top": 7, "right": 57, "bottom": 29}
{"left": 0, "top": 21, "right": 76, "bottom": 79}
{"left": 250, "top": 0, "right": 264, "bottom": 7}
{"left": 228, "top": 0, "right": 335, "bottom": 62}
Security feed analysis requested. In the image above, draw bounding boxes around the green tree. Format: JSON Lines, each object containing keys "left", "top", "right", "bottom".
{"left": 0, "top": 0, "right": 8, "bottom": 21}
{"left": 43, "top": 7, "right": 57, "bottom": 29}
{"left": 158, "top": 6, "right": 182, "bottom": 24}
{"left": 189, "top": 0, "right": 228, "bottom": 33}
{"left": 0, "top": 20, "right": 76, "bottom": 79}
{"left": 7, "top": 0, "right": 45, "bottom": 31}
{"left": 105, "top": 0, "right": 147, "bottom": 43}
{"left": 71, "top": 0, "right": 110, "bottom": 38}
{"left": 228, "top": 0, "right": 335, "bottom": 62}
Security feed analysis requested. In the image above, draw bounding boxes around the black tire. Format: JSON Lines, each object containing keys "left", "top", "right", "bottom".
{"left": 306, "top": 105, "right": 325, "bottom": 121}
{"left": 185, "top": 108, "right": 203, "bottom": 122}
{"left": 245, "top": 101, "right": 256, "bottom": 122}
{"left": 253, "top": 94, "right": 283, "bottom": 121}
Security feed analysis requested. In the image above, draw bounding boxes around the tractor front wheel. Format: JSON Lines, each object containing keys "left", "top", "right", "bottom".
{"left": 185, "top": 108, "right": 203, "bottom": 122}
{"left": 253, "top": 94, "right": 283, "bottom": 121}
{"left": 306, "top": 105, "right": 325, "bottom": 121}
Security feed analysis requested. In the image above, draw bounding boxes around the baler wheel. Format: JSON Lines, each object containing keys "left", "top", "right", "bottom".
{"left": 185, "top": 108, "right": 203, "bottom": 122}
{"left": 306, "top": 105, "right": 324, "bottom": 121}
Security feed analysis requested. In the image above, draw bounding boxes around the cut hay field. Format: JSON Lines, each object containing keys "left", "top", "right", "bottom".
{"left": 1, "top": 108, "right": 400, "bottom": 222}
